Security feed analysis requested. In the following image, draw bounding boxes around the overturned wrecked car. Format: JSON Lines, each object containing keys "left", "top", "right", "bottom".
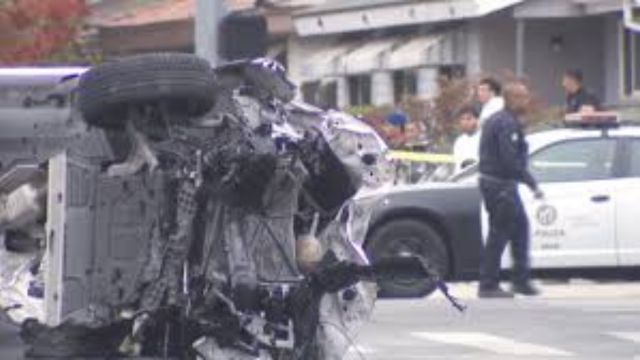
{"left": 0, "top": 54, "right": 451, "bottom": 359}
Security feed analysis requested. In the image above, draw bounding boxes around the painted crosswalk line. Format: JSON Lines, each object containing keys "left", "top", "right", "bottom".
{"left": 412, "top": 332, "right": 574, "bottom": 356}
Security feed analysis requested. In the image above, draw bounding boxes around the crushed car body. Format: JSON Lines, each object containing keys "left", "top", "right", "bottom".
{"left": 0, "top": 54, "right": 439, "bottom": 359}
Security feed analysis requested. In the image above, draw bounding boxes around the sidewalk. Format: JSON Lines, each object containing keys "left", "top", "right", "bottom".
{"left": 431, "top": 279, "right": 640, "bottom": 300}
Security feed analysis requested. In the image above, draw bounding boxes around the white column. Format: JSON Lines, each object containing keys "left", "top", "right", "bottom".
{"left": 287, "top": 35, "right": 306, "bottom": 101}
{"left": 336, "top": 76, "right": 349, "bottom": 109}
{"left": 372, "top": 71, "right": 394, "bottom": 106}
{"left": 465, "top": 24, "right": 482, "bottom": 75}
{"left": 417, "top": 68, "right": 438, "bottom": 98}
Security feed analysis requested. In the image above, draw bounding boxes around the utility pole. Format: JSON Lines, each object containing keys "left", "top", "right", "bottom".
{"left": 195, "top": 0, "right": 228, "bottom": 66}
{"left": 515, "top": 19, "right": 526, "bottom": 77}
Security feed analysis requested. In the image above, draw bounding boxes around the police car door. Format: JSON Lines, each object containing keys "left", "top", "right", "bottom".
{"left": 613, "top": 138, "right": 640, "bottom": 266}
{"left": 519, "top": 137, "right": 619, "bottom": 268}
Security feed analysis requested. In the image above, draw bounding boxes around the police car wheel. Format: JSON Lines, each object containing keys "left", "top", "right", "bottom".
{"left": 77, "top": 53, "right": 217, "bottom": 128}
{"left": 367, "top": 219, "right": 449, "bottom": 298}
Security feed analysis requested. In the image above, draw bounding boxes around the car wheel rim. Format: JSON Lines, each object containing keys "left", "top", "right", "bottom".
{"left": 385, "top": 236, "right": 441, "bottom": 289}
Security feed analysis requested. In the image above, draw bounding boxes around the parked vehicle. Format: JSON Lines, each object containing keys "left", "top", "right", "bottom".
{"left": 360, "top": 114, "right": 640, "bottom": 298}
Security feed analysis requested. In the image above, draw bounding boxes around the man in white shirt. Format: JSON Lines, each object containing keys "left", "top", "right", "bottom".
{"left": 453, "top": 106, "right": 481, "bottom": 172}
{"left": 477, "top": 77, "right": 505, "bottom": 125}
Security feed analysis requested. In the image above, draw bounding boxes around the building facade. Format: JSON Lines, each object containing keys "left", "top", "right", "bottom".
{"left": 288, "top": 0, "right": 640, "bottom": 111}
{"left": 88, "top": 0, "right": 318, "bottom": 62}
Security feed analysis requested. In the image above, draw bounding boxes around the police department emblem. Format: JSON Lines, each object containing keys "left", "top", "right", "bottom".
{"left": 536, "top": 205, "right": 558, "bottom": 226}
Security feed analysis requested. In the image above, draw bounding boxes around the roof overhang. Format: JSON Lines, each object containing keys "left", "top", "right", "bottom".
{"left": 293, "top": 0, "right": 524, "bottom": 36}
{"left": 623, "top": 0, "right": 640, "bottom": 31}
{"left": 513, "top": 0, "right": 624, "bottom": 19}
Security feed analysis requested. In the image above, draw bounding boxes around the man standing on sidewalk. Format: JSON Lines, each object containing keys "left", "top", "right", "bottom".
{"left": 477, "top": 77, "right": 505, "bottom": 126}
{"left": 453, "top": 106, "right": 481, "bottom": 172}
{"left": 477, "top": 81, "right": 543, "bottom": 299}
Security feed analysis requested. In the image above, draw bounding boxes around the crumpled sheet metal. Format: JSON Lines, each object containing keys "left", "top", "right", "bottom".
{"left": 200, "top": 158, "right": 303, "bottom": 285}
{"left": 190, "top": 109, "right": 385, "bottom": 359}
{"left": 0, "top": 246, "right": 44, "bottom": 325}
{"left": 321, "top": 111, "right": 392, "bottom": 190}
{"left": 312, "top": 205, "right": 378, "bottom": 360}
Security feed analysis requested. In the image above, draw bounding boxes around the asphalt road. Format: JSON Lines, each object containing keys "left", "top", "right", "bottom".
{"left": 0, "top": 320, "right": 21, "bottom": 360}
{"left": 1, "top": 281, "right": 639, "bottom": 360}
{"left": 348, "top": 280, "right": 640, "bottom": 360}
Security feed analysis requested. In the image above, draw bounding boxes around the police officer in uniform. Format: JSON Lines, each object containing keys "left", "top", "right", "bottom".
{"left": 478, "top": 81, "right": 543, "bottom": 298}
{"left": 562, "top": 69, "right": 601, "bottom": 114}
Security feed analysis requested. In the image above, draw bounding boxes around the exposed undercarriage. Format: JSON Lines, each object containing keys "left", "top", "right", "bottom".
{"left": 0, "top": 55, "right": 439, "bottom": 359}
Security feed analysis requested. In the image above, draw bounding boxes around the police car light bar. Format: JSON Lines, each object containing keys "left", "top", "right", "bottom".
{"left": 564, "top": 112, "right": 620, "bottom": 128}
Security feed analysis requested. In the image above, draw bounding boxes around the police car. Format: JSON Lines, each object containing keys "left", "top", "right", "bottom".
{"left": 359, "top": 113, "right": 640, "bottom": 297}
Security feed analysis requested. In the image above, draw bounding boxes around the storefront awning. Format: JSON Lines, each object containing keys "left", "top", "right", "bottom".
{"left": 299, "top": 29, "right": 464, "bottom": 80}
{"left": 300, "top": 42, "right": 357, "bottom": 80}
{"left": 337, "top": 37, "right": 400, "bottom": 74}
{"left": 387, "top": 35, "right": 443, "bottom": 70}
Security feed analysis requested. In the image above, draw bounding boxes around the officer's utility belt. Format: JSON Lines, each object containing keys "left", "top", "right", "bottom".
{"left": 479, "top": 173, "right": 517, "bottom": 186}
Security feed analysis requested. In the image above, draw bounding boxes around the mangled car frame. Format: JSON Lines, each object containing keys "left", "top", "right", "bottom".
{"left": 0, "top": 54, "right": 439, "bottom": 359}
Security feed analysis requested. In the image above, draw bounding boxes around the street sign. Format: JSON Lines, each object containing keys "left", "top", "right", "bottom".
{"left": 623, "top": 0, "right": 640, "bottom": 32}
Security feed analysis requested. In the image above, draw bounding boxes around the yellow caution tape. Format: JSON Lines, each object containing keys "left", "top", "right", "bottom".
{"left": 387, "top": 151, "right": 455, "bottom": 164}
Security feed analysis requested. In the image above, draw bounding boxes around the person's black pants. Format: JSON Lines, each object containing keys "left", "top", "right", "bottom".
{"left": 479, "top": 178, "right": 530, "bottom": 290}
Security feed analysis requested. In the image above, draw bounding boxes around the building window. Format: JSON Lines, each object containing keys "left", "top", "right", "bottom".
{"left": 622, "top": 27, "right": 640, "bottom": 96}
{"left": 438, "top": 65, "right": 466, "bottom": 80}
{"left": 301, "top": 81, "right": 320, "bottom": 105}
{"left": 320, "top": 81, "right": 338, "bottom": 109}
{"left": 301, "top": 81, "right": 337, "bottom": 110}
{"left": 348, "top": 75, "right": 371, "bottom": 106}
{"left": 393, "top": 70, "right": 418, "bottom": 104}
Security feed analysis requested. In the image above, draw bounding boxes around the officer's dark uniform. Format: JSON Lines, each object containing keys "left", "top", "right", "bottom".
{"left": 478, "top": 109, "right": 538, "bottom": 292}
{"left": 566, "top": 87, "right": 600, "bottom": 113}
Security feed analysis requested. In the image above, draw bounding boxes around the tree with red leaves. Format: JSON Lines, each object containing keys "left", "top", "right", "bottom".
{"left": 0, "top": 0, "right": 88, "bottom": 64}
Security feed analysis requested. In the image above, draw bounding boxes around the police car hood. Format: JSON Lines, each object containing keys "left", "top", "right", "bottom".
{"left": 355, "top": 180, "right": 473, "bottom": 201}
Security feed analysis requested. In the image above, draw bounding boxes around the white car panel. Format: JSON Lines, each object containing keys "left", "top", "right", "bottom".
{"left": 612, "top": 178, "right": 640, "bottom": 266}
{"left": 489, "top": 127, "right": 640, "bottom": 270}
{"left": 521, "top": 181, "right": 617, "bottom": 268}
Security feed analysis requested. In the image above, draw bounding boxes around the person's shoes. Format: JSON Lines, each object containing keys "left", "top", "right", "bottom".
{"left": 478, "top": 287, "right": 514, "bottom": 299}
{"left": 511, "top": 283, "right": 540, "bottom": 296}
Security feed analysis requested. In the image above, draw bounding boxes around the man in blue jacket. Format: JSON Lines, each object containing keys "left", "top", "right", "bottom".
{"left": 477, "top": 81, "right": 544, "bottom": 299}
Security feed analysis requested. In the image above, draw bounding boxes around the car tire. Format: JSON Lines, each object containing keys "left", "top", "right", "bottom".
{"left": 77, "top": 53, "right": 217, "bottom": 128}
{"left": 366, "top": 219, "right": 449, "bottom": 298}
